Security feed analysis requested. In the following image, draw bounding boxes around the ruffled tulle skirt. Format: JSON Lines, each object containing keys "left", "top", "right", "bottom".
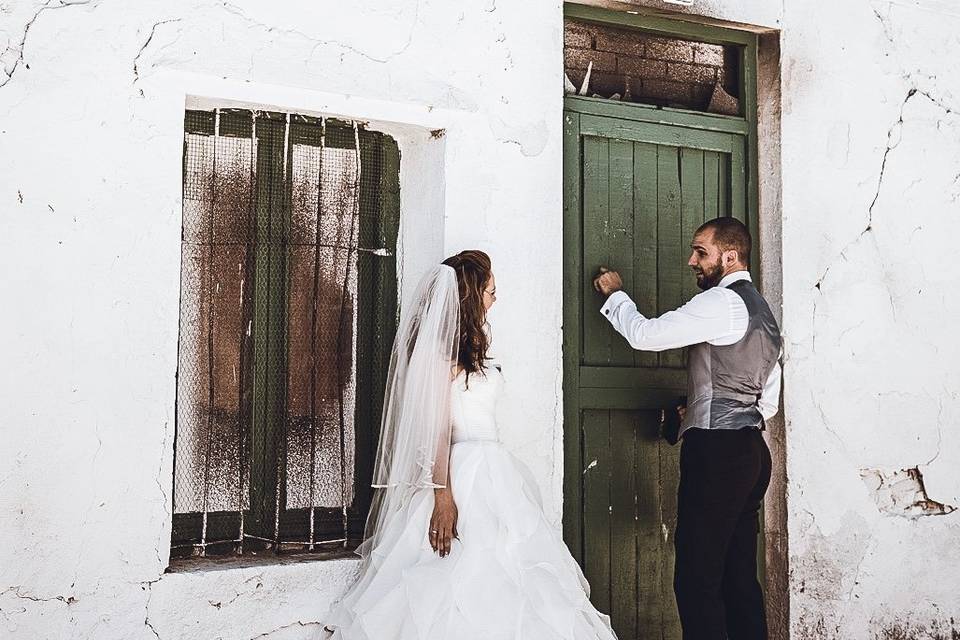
{"left": 323, "top": 440, "right": 617, "bottom": 640}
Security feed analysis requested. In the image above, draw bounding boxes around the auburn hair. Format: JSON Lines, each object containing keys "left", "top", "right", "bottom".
{"left": 441, "top": 250, "right": 492, "bottom": 383}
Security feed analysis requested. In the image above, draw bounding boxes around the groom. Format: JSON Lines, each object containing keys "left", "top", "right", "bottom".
{"left": 593, "top": 217, "right": 782, "bottom": 640}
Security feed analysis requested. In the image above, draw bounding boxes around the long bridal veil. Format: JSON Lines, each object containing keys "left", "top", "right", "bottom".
{"left": 358, "top": 264, "right": 460, "bottom": 561}
{"left": 327, "top": 264, "right": 619, "bottom": 640}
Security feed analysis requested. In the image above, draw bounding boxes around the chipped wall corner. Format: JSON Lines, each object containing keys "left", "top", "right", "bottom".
{"left": 860, "top": 467, "right": 957, "bottom": 519}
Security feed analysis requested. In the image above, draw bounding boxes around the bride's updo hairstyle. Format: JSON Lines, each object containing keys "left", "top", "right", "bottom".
{"left": 441, "top": 250, "right": 491, "bottom": 381}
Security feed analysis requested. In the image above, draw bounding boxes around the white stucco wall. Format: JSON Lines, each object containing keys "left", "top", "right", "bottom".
{"left": 2, "top": 0, "right": 958, "bottom": 638}
{"left": 0, "top": 0, "right": 562, "bottom": 637}
{"left": 778, "top": 2, "right": 960, "bottom": 637}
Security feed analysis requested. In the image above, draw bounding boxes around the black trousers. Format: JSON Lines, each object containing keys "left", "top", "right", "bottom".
{"left": 673, "top": 427, "right": 772, "bottom": 640}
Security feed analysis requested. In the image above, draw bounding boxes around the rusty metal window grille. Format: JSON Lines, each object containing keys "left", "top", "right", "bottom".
{"left": 172, "top": 109, "right": 400, "bottom": 558}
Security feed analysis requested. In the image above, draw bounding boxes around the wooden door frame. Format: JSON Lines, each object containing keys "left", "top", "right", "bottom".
{"left": 561, "top": 0, "right": 764, "bottom": 611}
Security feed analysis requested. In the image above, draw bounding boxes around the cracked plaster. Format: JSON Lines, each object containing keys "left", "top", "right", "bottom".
{"left": 1, "top": 0, "right": 561, "bottom": 637}
{"left": 0, "top": 0, "right": 96, "bottom": 88}
{"left": 782, "top": 0, "right": 960, "bottom": 637}
{"left": 860, "top": 467, "right": 957, "bottom": 518}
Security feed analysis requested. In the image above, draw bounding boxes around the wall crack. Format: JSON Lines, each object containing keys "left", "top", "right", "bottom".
{"left": 220, "top": 1, "right": 421, "bottom": 65}
{"left": 1, "top": 586, "right": 77, "bottom": 605}
{"left": 1, "top": 0, "right": 96, "bottom": 89}
{"left": 133, "top": 19, "right": 183, "bottom": 89}
{"left": 153, "top": 420, "right": 172, "bottom": 567}
{"left": 142, "top": 576, "right": 162, "bottom": 640}
{"left": 245, "top": 620, "right": 325, "bottom": 639}
{"left": 923, "top": 397, "right": 946, "bottom": 467}
{"left": 871, "top": 5, "right": 895, "bottom": 45}
{"left": 812, "top": 86, "right": 958, "bottom": 355}
{"left": 815, "top": 88, "right": 916, "bottom": 292}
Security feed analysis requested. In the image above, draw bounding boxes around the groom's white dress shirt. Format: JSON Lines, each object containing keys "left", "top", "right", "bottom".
{"left": 599, "top": 270, "right": 782, "bottom": 420}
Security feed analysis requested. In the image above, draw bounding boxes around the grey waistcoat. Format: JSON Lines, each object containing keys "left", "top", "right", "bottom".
{"left": 680, "top": 279, "right": 781, "bottom": 440}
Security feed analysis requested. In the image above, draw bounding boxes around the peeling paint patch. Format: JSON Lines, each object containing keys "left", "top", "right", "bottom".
{"left": 488, "top": 116, "right": 549, "bottom": 157}
{"left": 874, "top": 618, "right": 960, "bottom": 640}
{"left": 794, "top": 612, "right": 841, "bottom": 640}
{"left": 860, "top": 467, "right": 957, "bottom": 518}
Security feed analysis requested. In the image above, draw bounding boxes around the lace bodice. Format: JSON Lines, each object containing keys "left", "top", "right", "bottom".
{"left": 450, "top": 366, "right": 504, "bottom": 443}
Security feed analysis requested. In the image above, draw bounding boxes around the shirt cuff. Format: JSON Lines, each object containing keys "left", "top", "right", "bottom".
{"left": 758, "top": 402, "right": 779, "bottom": 421}
{"left": 600, "top": 290, "right": 630, "bottom": 319}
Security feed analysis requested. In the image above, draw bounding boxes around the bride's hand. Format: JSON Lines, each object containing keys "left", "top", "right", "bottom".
{"left": 430, "top": 487, "right": 459, "bottom": 558}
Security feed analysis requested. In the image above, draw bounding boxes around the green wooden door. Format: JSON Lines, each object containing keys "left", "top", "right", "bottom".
{"left": 563, "top": 106, "right": 748, "bottom": 639}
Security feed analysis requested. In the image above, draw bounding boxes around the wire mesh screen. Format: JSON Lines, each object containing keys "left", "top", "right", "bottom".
{"left": 172, "top": 109, "right": 401, "bottom": 558}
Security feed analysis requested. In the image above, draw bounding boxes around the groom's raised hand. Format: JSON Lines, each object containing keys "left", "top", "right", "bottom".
{"left": 593, "top": 267, "right": 623, "bottom": 296}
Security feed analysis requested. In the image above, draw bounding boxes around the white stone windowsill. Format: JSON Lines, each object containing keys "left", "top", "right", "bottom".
{"left": 150, "top": 553, "right": 362, "bottom": 637}
{"left": 166, "top": 550, "right": 362, "bottom": 574}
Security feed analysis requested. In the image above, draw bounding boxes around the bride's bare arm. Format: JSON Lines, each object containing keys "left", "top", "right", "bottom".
{"left": 429, "top": 365, "right": 462, "bottom": 558}
{"left": 430, "top": 481, "right": 458, "bottom": 558}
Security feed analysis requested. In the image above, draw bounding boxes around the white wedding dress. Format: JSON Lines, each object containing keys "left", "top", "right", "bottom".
{"left": 324, "top": 365, "right": 618, "bottom": 640}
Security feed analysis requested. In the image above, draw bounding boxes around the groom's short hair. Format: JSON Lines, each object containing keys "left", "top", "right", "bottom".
{"left": 697, "top": 217, "right": 751, "bottom": 267}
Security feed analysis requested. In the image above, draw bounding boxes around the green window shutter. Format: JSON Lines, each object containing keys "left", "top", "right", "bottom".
{"left": 172, "top": 109, "right": 401, "bottom": 558}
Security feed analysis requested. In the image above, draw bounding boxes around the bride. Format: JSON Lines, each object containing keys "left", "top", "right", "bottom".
{"left": 323, "top": 250, "right": 617, "bottom": 639}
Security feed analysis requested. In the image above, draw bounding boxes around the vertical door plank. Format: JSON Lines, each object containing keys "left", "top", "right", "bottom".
{"left": 730, "top": 145, "right": 747, "bottom": 223}
{"left": 562, "top": 112, "right": 584, "bottom": 555}
{"left": 583, "top": 136, "right": 612, "bottom": 366}
{"left": 608, "top": 139, "right": 637, "bottom": 366}
{"left": 583, "top": 409, "right": 613, "bottom": 614}
{"left": 659, "top": 438, "right": 683, "bottom": 640}
{"left": 656, "top": 145, "right": 684, "bottom": 369}
{"left": 632, "top": 142, "right": 659, "bottom": 369}
{"left": 610, "top": 410, "right": 639, "bottom": 637}
{"left": 703, "top": 151, "right": 721, "bottom": 222}
{"left": 635, "top": 409, "right": 664, "bottom": 635}
{"left": 679, "top": 148, "right": 705, "bottom": 367}
{"left": 718, "top": 153, "right": 730, "bottom": 218}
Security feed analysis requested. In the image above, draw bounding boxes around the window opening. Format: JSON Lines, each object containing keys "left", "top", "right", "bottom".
{"left": 172, "top": 108, "right": 400, "bottom": 558}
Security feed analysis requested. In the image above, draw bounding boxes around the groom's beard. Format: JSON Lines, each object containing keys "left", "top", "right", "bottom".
{"left": 693, "top": 258, "right": 724, "bottom": 290}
